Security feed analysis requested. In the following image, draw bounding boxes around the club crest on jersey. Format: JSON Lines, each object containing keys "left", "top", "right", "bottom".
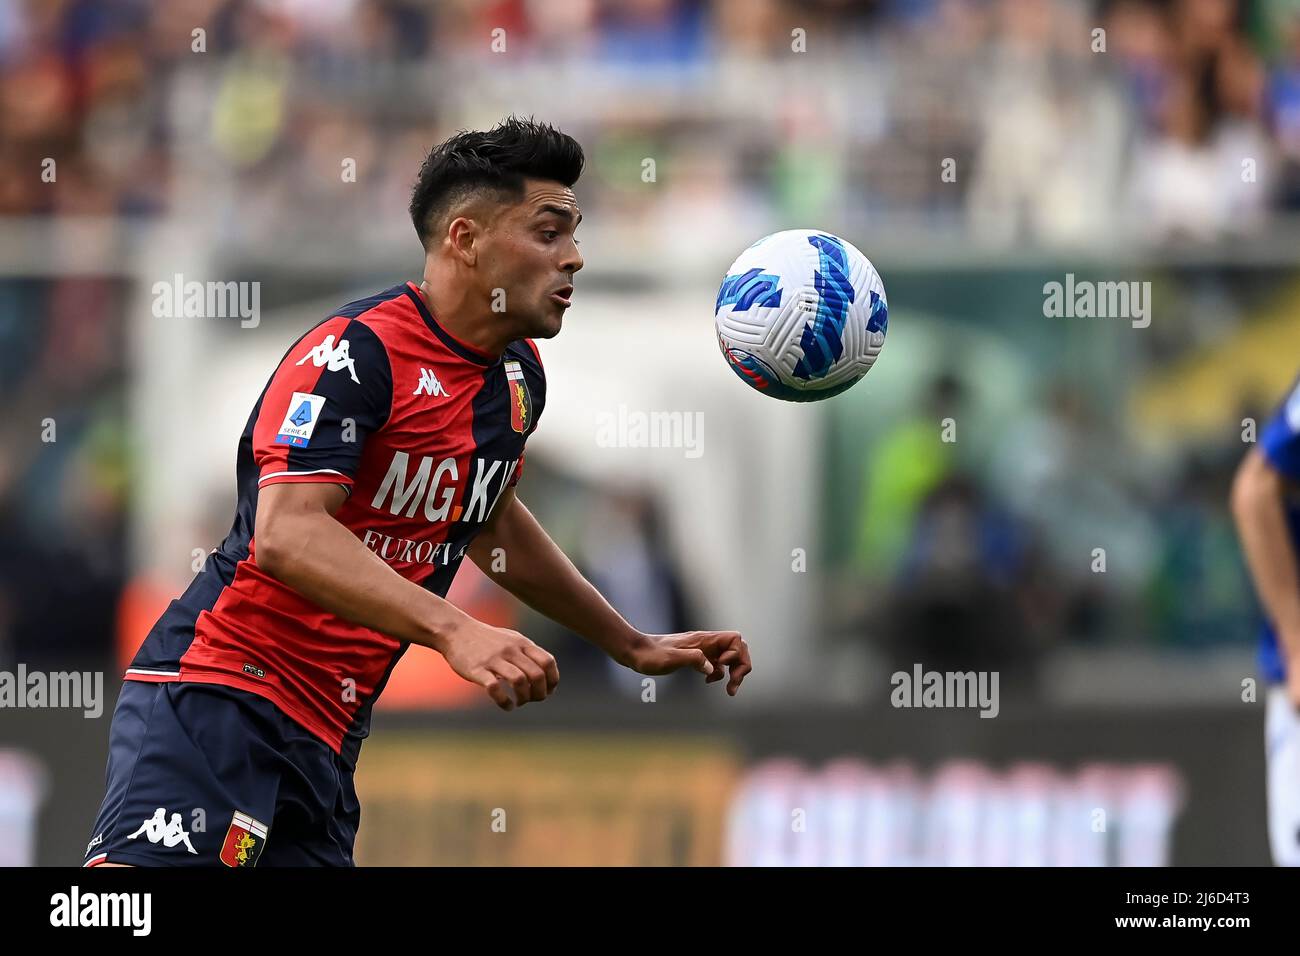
{"left": 297, "top": 333, "right": 360, "bottom": 384}
{"left": 219, "top": 811, "right": 268, "bottom": 867}
{"left": 505, "top": 360, "right": 531, "bottom": 434}
{"left": 276, "top": 391, "right": 327, "bottom": 447}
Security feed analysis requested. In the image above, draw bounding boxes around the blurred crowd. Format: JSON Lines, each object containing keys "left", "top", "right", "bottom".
{"left": 846, "top": 366, "right": 1259, "bottom": 692}
{"left": 2, "top": 0, "right": 1300, "bottom": 244}
{"left": 0, "top": 278, "right": 128, "bottom": 671}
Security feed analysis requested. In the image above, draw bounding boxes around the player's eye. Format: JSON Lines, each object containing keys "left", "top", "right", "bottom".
{"left": 542, "top": 230, "right": 559, "bottom": 241}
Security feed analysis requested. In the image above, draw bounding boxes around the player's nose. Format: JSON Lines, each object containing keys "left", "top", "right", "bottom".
{"left": 561, "top": 242, "right": 583, "bottom": 274}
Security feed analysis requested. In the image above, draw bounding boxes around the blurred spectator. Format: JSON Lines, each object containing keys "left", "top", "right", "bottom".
{"left": 1148, "top": 444, "right": 1254, "bottom": 647}
{"left": 573, "top": 488, "right": 695, "bottom": 696}
{"left": 884, "top": 472, "right": 1042, "bottom": 689}
{"left": 1267, "top": 10, "right": 1300, "bottom": 207}
{"left": 855, "top": 372, "right": 963, "bottom": 576}
{"left": 0, "top": 278, "right": 127, "bottom": 671}
{"left": 1124, "top": 0, "right": 1275, "bottom": 240}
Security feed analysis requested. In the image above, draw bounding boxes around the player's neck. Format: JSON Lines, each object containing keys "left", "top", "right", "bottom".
{"left": 415, "top": 279, "right": 508, "bottom": 361}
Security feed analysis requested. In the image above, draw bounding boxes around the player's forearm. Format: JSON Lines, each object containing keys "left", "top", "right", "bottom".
{"left": 256, "top": 508, "right": 472, "bottom": 654}
{"left": 1232, "top": 452, "right": 1300, "bottom": 655}
{"left": 469, "top": 498, "right": 643, "bottom": 664}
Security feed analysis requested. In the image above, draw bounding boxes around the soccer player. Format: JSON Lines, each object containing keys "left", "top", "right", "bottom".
{"left": 83, "top": 118, "right": 751, "bottom": 867}
{"left": 1231, "top": 376, "right": 1300, "bottom": 865}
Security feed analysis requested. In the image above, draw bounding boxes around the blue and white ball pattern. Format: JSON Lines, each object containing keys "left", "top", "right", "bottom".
{"left": 714, "top": 230, "right": 888, "bottom": 402}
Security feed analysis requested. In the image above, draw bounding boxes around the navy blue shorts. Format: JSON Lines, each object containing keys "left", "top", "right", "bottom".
{"left": 84, "top": 680, "right": 359, "bottom": 867}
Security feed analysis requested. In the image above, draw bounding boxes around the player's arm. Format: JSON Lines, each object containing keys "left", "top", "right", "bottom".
{"left": 1231, "top": 447, "right": 1300, "bottom": 672}
{"left": 255, "top": 481, "right": 557, "bottom": 711}
{"left": 467, "top": 486, "right": 752, "bottom": 695}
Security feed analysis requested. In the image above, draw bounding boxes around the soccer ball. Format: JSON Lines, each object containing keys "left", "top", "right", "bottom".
{"left": 714, "top": 229, "right": 888, "bottom": 402}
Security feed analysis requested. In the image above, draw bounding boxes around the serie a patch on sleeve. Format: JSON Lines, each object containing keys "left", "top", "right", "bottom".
{"left": 276, "top": 392, "right": 327, "bottom": 447}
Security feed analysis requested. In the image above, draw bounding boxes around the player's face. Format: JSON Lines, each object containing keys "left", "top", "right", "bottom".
{"left": 481, "top": 179, "right": 583, "bottom": 339}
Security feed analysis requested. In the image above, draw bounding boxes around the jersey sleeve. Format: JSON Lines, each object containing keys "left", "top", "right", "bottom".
{"left": 253, "top": 316, "right": 393, "bottom": 491}
{"left": 1261, "top": 377, "right": 1300, "bottom": 480}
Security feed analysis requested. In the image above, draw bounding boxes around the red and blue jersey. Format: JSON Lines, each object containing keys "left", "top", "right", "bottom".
{"left": 124, "top": 283, "right": 545, "bottom": 764}
{"left": 1258, "top": 376, "right": 1300, "bottom": 684}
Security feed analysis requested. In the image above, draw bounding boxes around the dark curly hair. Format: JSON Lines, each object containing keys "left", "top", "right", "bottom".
{"left": 409, "top": 116, "right": 585, "bottom": 248}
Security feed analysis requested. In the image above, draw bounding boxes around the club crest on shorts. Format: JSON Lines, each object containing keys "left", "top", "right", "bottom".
{"left": 505, "top": 360, "right": 531, "bottom": 434}
{"left": 220, "top": 811, "right": 269, "bottom": 867}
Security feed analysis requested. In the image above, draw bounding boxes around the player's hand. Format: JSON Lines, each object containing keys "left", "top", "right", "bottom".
{"left": 439, "top": 619, "right": 559, "bottom": 711}
{"left": 623, "top": 630, "right": 752, "bottom": 696}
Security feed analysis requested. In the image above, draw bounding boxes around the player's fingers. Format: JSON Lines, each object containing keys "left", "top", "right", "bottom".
{"left": 730, "top": 635, "right": 752, "bottom": 669}
{"left": 499, "top": 660, "right": 540, "bottom": 707}
{"left": 685, "top": 632, "right": 721, "bottom": 657}
{"left": 519, "top": 643, "right": 560, "bottom": 694}
{"left": 704, "top": 632, "right": 747, "bottom": 669}
{"left": 727, "top": 657, "right": 753, "bottom": 695}
{"left": 696, "top": 630, "right": 739, "bottom": 655}
{"left": 488, "top": 660, "right": 533, "bottom": 707}
{"left": 681, "top": 649, "right": 713, "bottom": 676}
{"left": 509, "top": 648, "right": 551, "bottom": 703}
{"left": 722, "top": 635, "right": 752, "bottom": 694}
{"left": 706, "top": 651, "right": 729, "bottom": 681}
{"left": 472, "top": 668, "right": 515, "bottom": 711}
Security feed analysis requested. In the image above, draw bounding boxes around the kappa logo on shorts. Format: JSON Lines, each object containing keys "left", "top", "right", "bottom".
{"left": 220, "top": 811, "right": 269, "bottom": 867}
{"left": 127, "top": 807, "right": 197, "bottom": 854}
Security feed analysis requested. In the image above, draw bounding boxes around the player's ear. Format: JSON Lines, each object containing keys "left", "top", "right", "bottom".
{"left": 446, "top": 216, "right": 480, "bottom": 266}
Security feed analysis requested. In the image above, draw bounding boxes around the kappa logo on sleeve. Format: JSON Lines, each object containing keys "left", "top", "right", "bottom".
{"left": 296, "top": 333, "right": 360, "bottom": 383}
{"left": 276, "top": 392, "right": 327, "bottom": 447}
